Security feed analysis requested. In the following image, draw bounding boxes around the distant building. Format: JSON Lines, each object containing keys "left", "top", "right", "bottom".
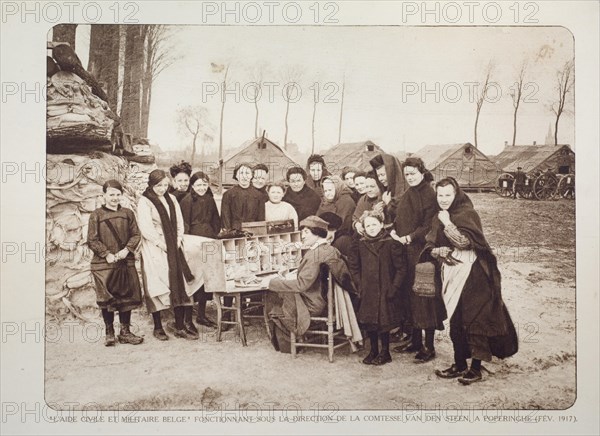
{"left": 322, "top": 140, "right": 384, "bottom": 174}
{"left": 220, "top": 137, "right": 299, "bottom": 186}
{"left": 413, "top": 142, "right": 499, "bottom": 189}
{"left": 493, "top": 143, "right": 575, "bottom": 175}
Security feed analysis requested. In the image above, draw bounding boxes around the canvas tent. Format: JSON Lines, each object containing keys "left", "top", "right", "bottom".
{"left": 220, "top": 137, "right": 299, "bottom": 186}
{"left": 492, "top": 144, "right": 574, "bottom": 175}
{"left": 413, "top": 143, "right": 499, "bottom": 189}
{"left": 322, "top": 140, "right": 384, "bottom": 174}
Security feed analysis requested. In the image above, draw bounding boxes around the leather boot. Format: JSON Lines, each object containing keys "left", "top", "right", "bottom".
{"left": 117, "top": 324, "right": 144, "bottom": 345}
{"left": 104, "top": 325, "right": 116, "bottom": 347}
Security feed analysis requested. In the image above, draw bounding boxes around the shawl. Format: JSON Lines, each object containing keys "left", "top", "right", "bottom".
{"left": 142, "top": 187, "right": 194, "bottom": 300}
{"left": 369, "top": 153, "right": 407, "bottom": 198}
{"left": 425, "top": 185, "right": 501, "bottom": 296}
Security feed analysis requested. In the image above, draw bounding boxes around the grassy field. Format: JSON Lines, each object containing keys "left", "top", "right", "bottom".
{"left": 44, "top": 194, "right": 576, "bottom": 410}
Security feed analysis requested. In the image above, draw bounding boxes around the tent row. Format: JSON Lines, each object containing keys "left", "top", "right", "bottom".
{"left": 217, "top": 138, "right": 574, "bottom": 190}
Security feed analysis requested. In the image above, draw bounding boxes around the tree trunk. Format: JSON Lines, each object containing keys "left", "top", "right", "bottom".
{"left": 88, "top": 25, "right": 120, "bottom": 112}
{"left": 338, "top": 79, "right": 345, "bottom": 144}
{"left": 121, "top": 26, "right": 145, "bottom": 138}
{"left": 218, "top": 66, "right": 229, "bottom": 192}
{"left": 140, "top": 26, "right": 152, "bottom": 138}
{"left": 284, "top": 98, "right": 290, "bottom": 150}
{"left": 512, "top": 105, "right": 518, "bottom": 146}
{"left": 554, "top": 115, "right": 560, "bottom": 146}
{"left": 141, "top": 70, "right": 152, "bottom": 138}
{"left": 254, "top": 99, "right": 259, "bottom": 138}
{"left": 474, "top": 110, "right": 480, "bottom": 148}
{"left": 311, "top": 100, "right": 317, "bottom": 154}
{"left": 190, "top": 133, "right": 198, "bottom": 167}
{"left": 53, "top": 24, "right": 77, "bottom": 50}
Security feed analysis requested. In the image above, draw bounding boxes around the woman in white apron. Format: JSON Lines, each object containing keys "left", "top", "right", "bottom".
{"left": 425, "top": 178, "right": 518, "bottom": 385}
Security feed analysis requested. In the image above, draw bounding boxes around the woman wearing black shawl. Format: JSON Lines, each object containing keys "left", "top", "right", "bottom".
{"left": 392, "top": 158, "right": 446, "bottom": 362}
{"left": 305, "top": 154, "right": 331, "bottom": 198}
{"left": 369, "top": 153, "right": 407, "bottom": 225}
{"left": 138, "top": 170, "right": 197, "bottom": 341}
{"left": 180, "top": 171, "right": 221, "bottom": 328}
{"left": 426, "top": 178, "right": 518, "bottom": 384}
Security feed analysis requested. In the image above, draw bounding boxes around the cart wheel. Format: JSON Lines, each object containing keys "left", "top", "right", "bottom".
{"left": 495, "top": 173, "right": 515, "bottom": 198}
{"left": 533, "top": 173, "right": 559, "bottom": 200}
{"left": 516, "top": 175, "right": 534, "bottom": 199}
{"left": 557, "top": 173, "right": 575, "bottom": 199}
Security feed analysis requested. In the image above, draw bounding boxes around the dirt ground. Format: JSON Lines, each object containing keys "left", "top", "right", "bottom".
{"left": 44, "top": 194, "right": 576, "bottom": 410}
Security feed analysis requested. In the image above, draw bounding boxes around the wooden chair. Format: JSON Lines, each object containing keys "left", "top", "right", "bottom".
{"left": 289, "top": 264, "right": 354, "bottom": 362}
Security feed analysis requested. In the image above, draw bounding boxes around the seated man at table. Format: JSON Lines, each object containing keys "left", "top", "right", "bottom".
{"left": 266, "top": 216, "right": 356, "bottom": 353}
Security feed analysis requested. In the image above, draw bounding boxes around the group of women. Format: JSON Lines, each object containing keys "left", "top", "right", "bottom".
{"left": 87, "top": 153, "right": 517, "bottom": 385}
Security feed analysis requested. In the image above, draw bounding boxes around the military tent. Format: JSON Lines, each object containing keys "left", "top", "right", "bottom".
{"left": 492, "top": 144, "right": 574, "bottom": 175}
{"left": 413, "top": 143, "right": 499, "bottom": 189}
{"left": 220, "top": 137, "right": 299, "bottom": 187}
{"left": 322, "top": 140, "right": 384, "bottom": 174}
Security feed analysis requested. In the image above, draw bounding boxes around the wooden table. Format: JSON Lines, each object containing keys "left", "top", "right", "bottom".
{"left": 212, "top": 275, "right": 277, "bottom": 346}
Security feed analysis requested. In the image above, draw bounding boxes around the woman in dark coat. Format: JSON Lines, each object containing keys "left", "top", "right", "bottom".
{"left": 369, "top": 153, "right": 407, "bottom": 225}
{"left": 283, "top": 167, "right": 321, "bottom": 222}
{"left": 348, "top": 210, "right": 406, "bottom": 366}
{"left": 305, "top": 154, "right": 331, "bottom": 198}
{"left": 180, "top": 171, "right": 221, "bottom": 328}
{"left": 316, "top": 176, "right": 356, "bottom": 237}
{"left": 426, "top": 177, "right": 518, "bottom": 384}
{"left": 220, "top": 162, "right": 265, "bottom": 231}
{"left": 88, "top": 180, "right": 144, "bottom": 346}
{"left": 266, "top": 216, "right": 356, "bottom": 353}
{"left": 392, "top": 157, "right": 446, "bottom": 362}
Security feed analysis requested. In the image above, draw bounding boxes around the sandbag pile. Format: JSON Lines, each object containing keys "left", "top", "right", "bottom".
{"left": 46, "top": 152, "right": 137, "bottom": 320}
{"left": 46, "top": 70, "right": 116, "bottom": 153}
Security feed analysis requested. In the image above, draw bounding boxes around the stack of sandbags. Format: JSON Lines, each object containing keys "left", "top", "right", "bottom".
{"left": 46, "top": 152, "right": 137, "bottom": 320}
{"left": 46, "top": 70, "right": 116, "bottom": 153}
{"left": 125, "top": 138, "right": 158, "bottom": 196}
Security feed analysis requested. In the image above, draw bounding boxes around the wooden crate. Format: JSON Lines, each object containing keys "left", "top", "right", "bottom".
{"left": 203, "top": 231, "right": 302, "bottom": 293}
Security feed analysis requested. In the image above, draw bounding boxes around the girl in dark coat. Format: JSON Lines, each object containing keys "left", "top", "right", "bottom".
{"left": 283, "top": 167, "right": 321, "bottom": 222}
{"left": 392, "top": 157, "right": 446, "bottom": 362}
{"left": 426, "top": 178, "right": 518, "bottom": 384}
{"left": 180, "top": 171, "right": 221, "bottom": 328}
{"left": 348, "top": 210, "right": 406, "bottom": 365}
{"left": 88, "top": 180, "right": 144, "bottom": 346}
{"left": 168, "top": 161, "right": 192, "bottom": 203}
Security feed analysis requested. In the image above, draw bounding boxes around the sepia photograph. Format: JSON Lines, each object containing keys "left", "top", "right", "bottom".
{"left": 43, "top": 22, "right": 576, "bottom": 409}
{"left": 1, "top": 1, "right": 598, "bottom": 435}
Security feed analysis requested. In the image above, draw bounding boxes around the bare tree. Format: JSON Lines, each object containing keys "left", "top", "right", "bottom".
{"left": 176, "top": 106, "right": 214, "bottom": 166}
{"left": 280, "top": 65, "right": 304, "bottom": 150}
{"left": 88, "top": 25, "right": 120, "bottom": 111}
{"left": 310, "top": 83, "right": 318, "bottom": 154}
{"left": 338, "top": 74, "right": 345, "bottom": 144}
{"left": 247, "top": 64, "right": 268, "bottom": 138}
{"left": 550, "top": 60, "right": 574, "bottom": 146}
{"left": 473, "top": 62, "right": 494, "bottom": 148}
{"left": 52, "top": 24, "right": 77, "bottom": 50}
{"left": 141, "top": 25, "right": 180, "bottom": 138}
{"left": 210, "top": 63, "right": 229, "bottom": 166}
{"left": 509, "top": 61, "right": 528, "bottom": 147}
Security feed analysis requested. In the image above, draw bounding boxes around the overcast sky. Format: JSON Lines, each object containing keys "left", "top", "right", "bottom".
{"left": 76, "top": 25, "right": 574, "bottom": 157}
